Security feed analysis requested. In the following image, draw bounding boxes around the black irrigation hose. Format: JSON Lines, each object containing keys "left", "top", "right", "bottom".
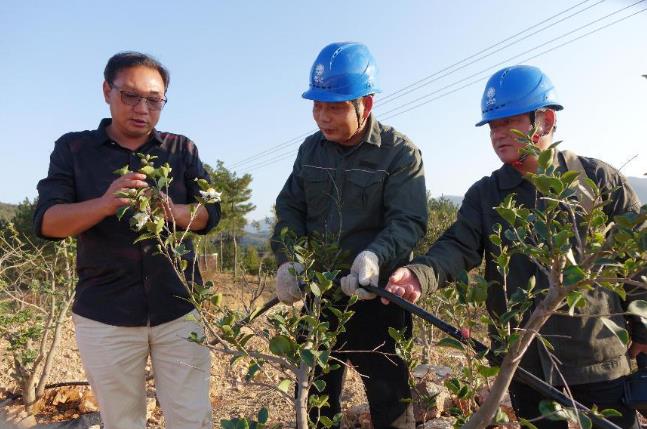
{"left": 361, "top": 284, "right": 621, "bottom": 429}
{"left": 210, "top": 278, "right": 621, "bottom": 428}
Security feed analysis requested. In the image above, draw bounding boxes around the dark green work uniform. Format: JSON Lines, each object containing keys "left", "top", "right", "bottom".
{"left": 272, "top": 114, "right": 427, "bottom": 428}
{"left": 409, "top": 151, "right": 646, "bottom": 428}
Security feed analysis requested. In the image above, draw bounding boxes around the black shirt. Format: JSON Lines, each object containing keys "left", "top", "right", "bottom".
{"left": 34, "top": 118, "right": 220, "bottom": 326}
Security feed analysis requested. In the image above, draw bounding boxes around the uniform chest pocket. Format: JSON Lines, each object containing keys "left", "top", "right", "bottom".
{"left": 344, "top": 170, "right": 387, "bottom": 209}
{"left": 300, "top": 168, "right": 335, "bottom": 216}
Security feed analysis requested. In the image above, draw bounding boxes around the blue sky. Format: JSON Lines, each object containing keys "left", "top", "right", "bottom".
{"left": 1, "top": 0, "right": 645, "bottom": 220}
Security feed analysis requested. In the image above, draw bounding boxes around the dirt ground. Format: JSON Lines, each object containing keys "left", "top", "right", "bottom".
{"left": 4, "top": 272, "right": 636, "bottom": 428}
{"left": 0, "top": 273, "right": 385, "bottom": 428}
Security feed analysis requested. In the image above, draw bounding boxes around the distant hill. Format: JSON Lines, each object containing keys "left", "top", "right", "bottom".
{"left": 434, "top": 178, "right": 647, "bottom": 208}
{"left": 0, "top": 202, "right": 17, "bottom": 221}
{"left": 240, "top": 230, "right": 271, "bottom": 248}
{"left": 628, "top": 176, "right": 647, "bottom": 204}
{"left": 241, "top": 220, "right": 273, "bottom": 248}
{"left": 434, "top": 194, "right": 463, "bottom": 207}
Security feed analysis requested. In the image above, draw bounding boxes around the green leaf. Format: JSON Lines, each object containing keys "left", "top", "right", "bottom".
{"left": 553, "top": 230, "right": 571, "bottom": 250}
{"left": 245, "top": 362, "right": 261, "bottom": 381}
{"left": 578, "top": 414, "right": 592, "bottom": 429}
{"left": 444, "top": 378, "right": 461, "bottom": 395}
{"left": 319, "top": 416, "right": 333, "bottom": 428}
{"left": 269, "top": 335, "right": 295, "bottom": 357}
{"left": 538, "top": 400, "right": 567, "bottom": 421}
{"left": 477, "top": 365, "right": 500, "bottom": 377}
{"left": 318, "top": 350, "right": 330, "bottom": 365}
{"left": 510, "top": 128, "right": 528, "bottom": 139}
{"left": 563, "top": 265, "right": 586, "bottom": 286}
{"left": 437, "top": 337, "right": 465, "bottom": 351}
{"left": 309, "top": 282, "right": 321, "bottom": 297}
{"left": 538, "top": 149, "right": 553, "bottom": 170}
{"left": 257, "top": 408, "right": 269, "bottom": 424}
{"left": 138, "top": 165, "right": 155, "bottom": 176}
{"left": 116, "top": 206, "right": 130, "bottom": 220}
{"left": 494, "top": 407, "right": 509, "bottom": 423}
{"left": 583, "top": 177, "right": 599, "bottom": 196}
{"left": 599, "top": 408, "right": 623, "bottom": 417}
{"left": 495, "top": 207, "right": 517, "bottom": 227}
{"left": 519, "top": 418, "right": 539, "bottom": 429}
{"left": 468, "top": 281, "right": 488, "bottom": 304}
{"left": 561, "top": 170, "right": 581, "bottom": 186}
{"left": 133, "top": 233, "right": 154, "bottom": 244}
{"left": 489, "top": 233, "right": 502, "bottom": 247}
{"left": 113, "top": 165, "right": 130, "bottom": 176}
{"left": 566, "top": 291, "right": 585, "bottom": 316}
{"left": 277, "top": 379, "right": 291, "bottom": 393}
{"left": 195, "top": 178, "right": 211, "bottom": 191}
{"left": 313, "top": 379, "right": 326, "bottom": 392}
{"left": 301, "top": 349, "right": 315, "bottom": 367}
{"left": 532, "top": 176, "right": 551, "bottom": 195}
{"left": 600, "top": 317, "right": 630, "bottom": 345}
{"left": 211, "top": 293, "right": 223, "bottom": 307}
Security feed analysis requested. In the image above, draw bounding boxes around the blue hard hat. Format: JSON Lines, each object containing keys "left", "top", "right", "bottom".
{"left": 476, "top": 65, "right": 563, "bottom": 127}
{"left": 302, "top": 42, "right": 381, "bottom": 102}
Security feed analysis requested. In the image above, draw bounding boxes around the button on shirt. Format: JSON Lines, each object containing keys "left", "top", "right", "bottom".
{"left": 34, "top": 118, "right": 220, "bottom": 326}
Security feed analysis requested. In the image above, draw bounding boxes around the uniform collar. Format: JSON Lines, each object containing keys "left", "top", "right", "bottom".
{"left": 496, "top": 163, "right": 525, "bottom": 190}
{"left": 95, "top": 118, "right": 163, "bottom": 147}
{"left": 496, "top": 150, "right": 567, "bottom": 190}
{"left": 318, "top": 113, "right": 382, "bottom": 148}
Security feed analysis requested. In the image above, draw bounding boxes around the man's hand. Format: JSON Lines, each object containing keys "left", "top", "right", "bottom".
{"left": 340, "top": 250, "right": 379, "bottom": 300}
{"left": 156, "top": 191, "right": 208, "bottom": 231}
{"left": 100, "top": 172, "right": 148, "bottom": 216}
{"left": 340, "top": 273, "right": 376, "bottom": 300}
{"left": 383, "top": 267, "right": 422, "bottom": 305}
{"left": 275, "top": 262, "right": 304, "bottom": 304}
{"left": 157, "top": 191, "right": 177, "bottom": 221}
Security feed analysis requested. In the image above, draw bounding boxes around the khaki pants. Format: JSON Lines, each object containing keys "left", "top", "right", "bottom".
{"left": 73, "top": 311, "right": 212, "bottom": 429}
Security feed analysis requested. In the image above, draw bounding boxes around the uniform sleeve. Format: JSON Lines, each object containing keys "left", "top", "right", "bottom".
{"left": 271, "top": 145, "right": 308, "bottom": 266}
{"left": 408, "top": 182, "right": 486, "bottom": 296}
{"left": 365, "top": 143, "right": 427, "bottom": 267}
{"left": 33, "top": 137, "right": 77, "bottom": 240}
{"left": 185, "top": 142, "right": 221, "bottom": 235}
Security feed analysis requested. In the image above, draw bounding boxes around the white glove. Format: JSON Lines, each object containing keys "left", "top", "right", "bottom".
{"left": 275, "top": 262, "right": 304, "bottom": 304}
{"left": 340, "top": 250, "right": 379, "bottom": 300}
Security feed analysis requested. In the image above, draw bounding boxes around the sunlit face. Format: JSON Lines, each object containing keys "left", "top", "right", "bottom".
{"left": 312, "top": 100, "right": 362, "bottom": 145}
{"left": 488, "top": 113, "right": 533, "bottom": 164}
{"left": 103, "top": 65, "right": 166, "bottom": 140}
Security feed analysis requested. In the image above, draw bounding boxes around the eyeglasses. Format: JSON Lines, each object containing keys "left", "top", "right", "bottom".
{"left": 110, "top": 84, "right": 167, "bottom": 111}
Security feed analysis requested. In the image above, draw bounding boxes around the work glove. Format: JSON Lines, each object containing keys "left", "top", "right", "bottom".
{"left": 340, "top": 250, "right": 379, "bottom": 300}
{"left": 275, "top": 262, "right": 304, "bottom": 304}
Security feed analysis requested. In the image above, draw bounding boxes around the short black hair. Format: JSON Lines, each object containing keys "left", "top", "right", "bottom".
{"left": 104, "top": 51, "right": 170, "bottom": 91}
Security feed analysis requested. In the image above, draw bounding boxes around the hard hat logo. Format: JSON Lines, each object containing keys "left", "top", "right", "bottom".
{"left": 313, "top": 64, "right": 325, "bottom": 85}
{"left": 486, "top": 87, "right": 496, "bottom": 106}
{"left": 302, "top": 42, "right": 382, "bottom": 102}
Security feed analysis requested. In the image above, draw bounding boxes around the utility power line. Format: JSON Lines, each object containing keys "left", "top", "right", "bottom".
{"left": 236, "top": 1, "right": 646, "bottom": 174}
{"left": 229, "top": 0, "right": 604, "bottom": 171}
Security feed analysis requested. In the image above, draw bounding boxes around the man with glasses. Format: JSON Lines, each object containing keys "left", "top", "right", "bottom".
{"left": 34, "top": 51, "right": 219, "bottom": 429}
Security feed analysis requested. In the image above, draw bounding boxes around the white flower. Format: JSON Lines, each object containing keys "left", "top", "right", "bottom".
{"left": 199, "top": 188, "right": 222, "bottom": 203}
{"left": 130, "top": 212, "right": 149, "bottom": 231}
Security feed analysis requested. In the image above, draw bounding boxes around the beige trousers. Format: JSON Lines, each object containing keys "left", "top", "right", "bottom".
{"left": 73, "top": 311, "right": 212, "bottom": 429}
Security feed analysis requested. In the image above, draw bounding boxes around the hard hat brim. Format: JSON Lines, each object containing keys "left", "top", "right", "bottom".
{"left": 475, "top": 104, "right": 564, "bottom": 127}
{"left": 302, "top": 87, "right": 380, "bottom": 102}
